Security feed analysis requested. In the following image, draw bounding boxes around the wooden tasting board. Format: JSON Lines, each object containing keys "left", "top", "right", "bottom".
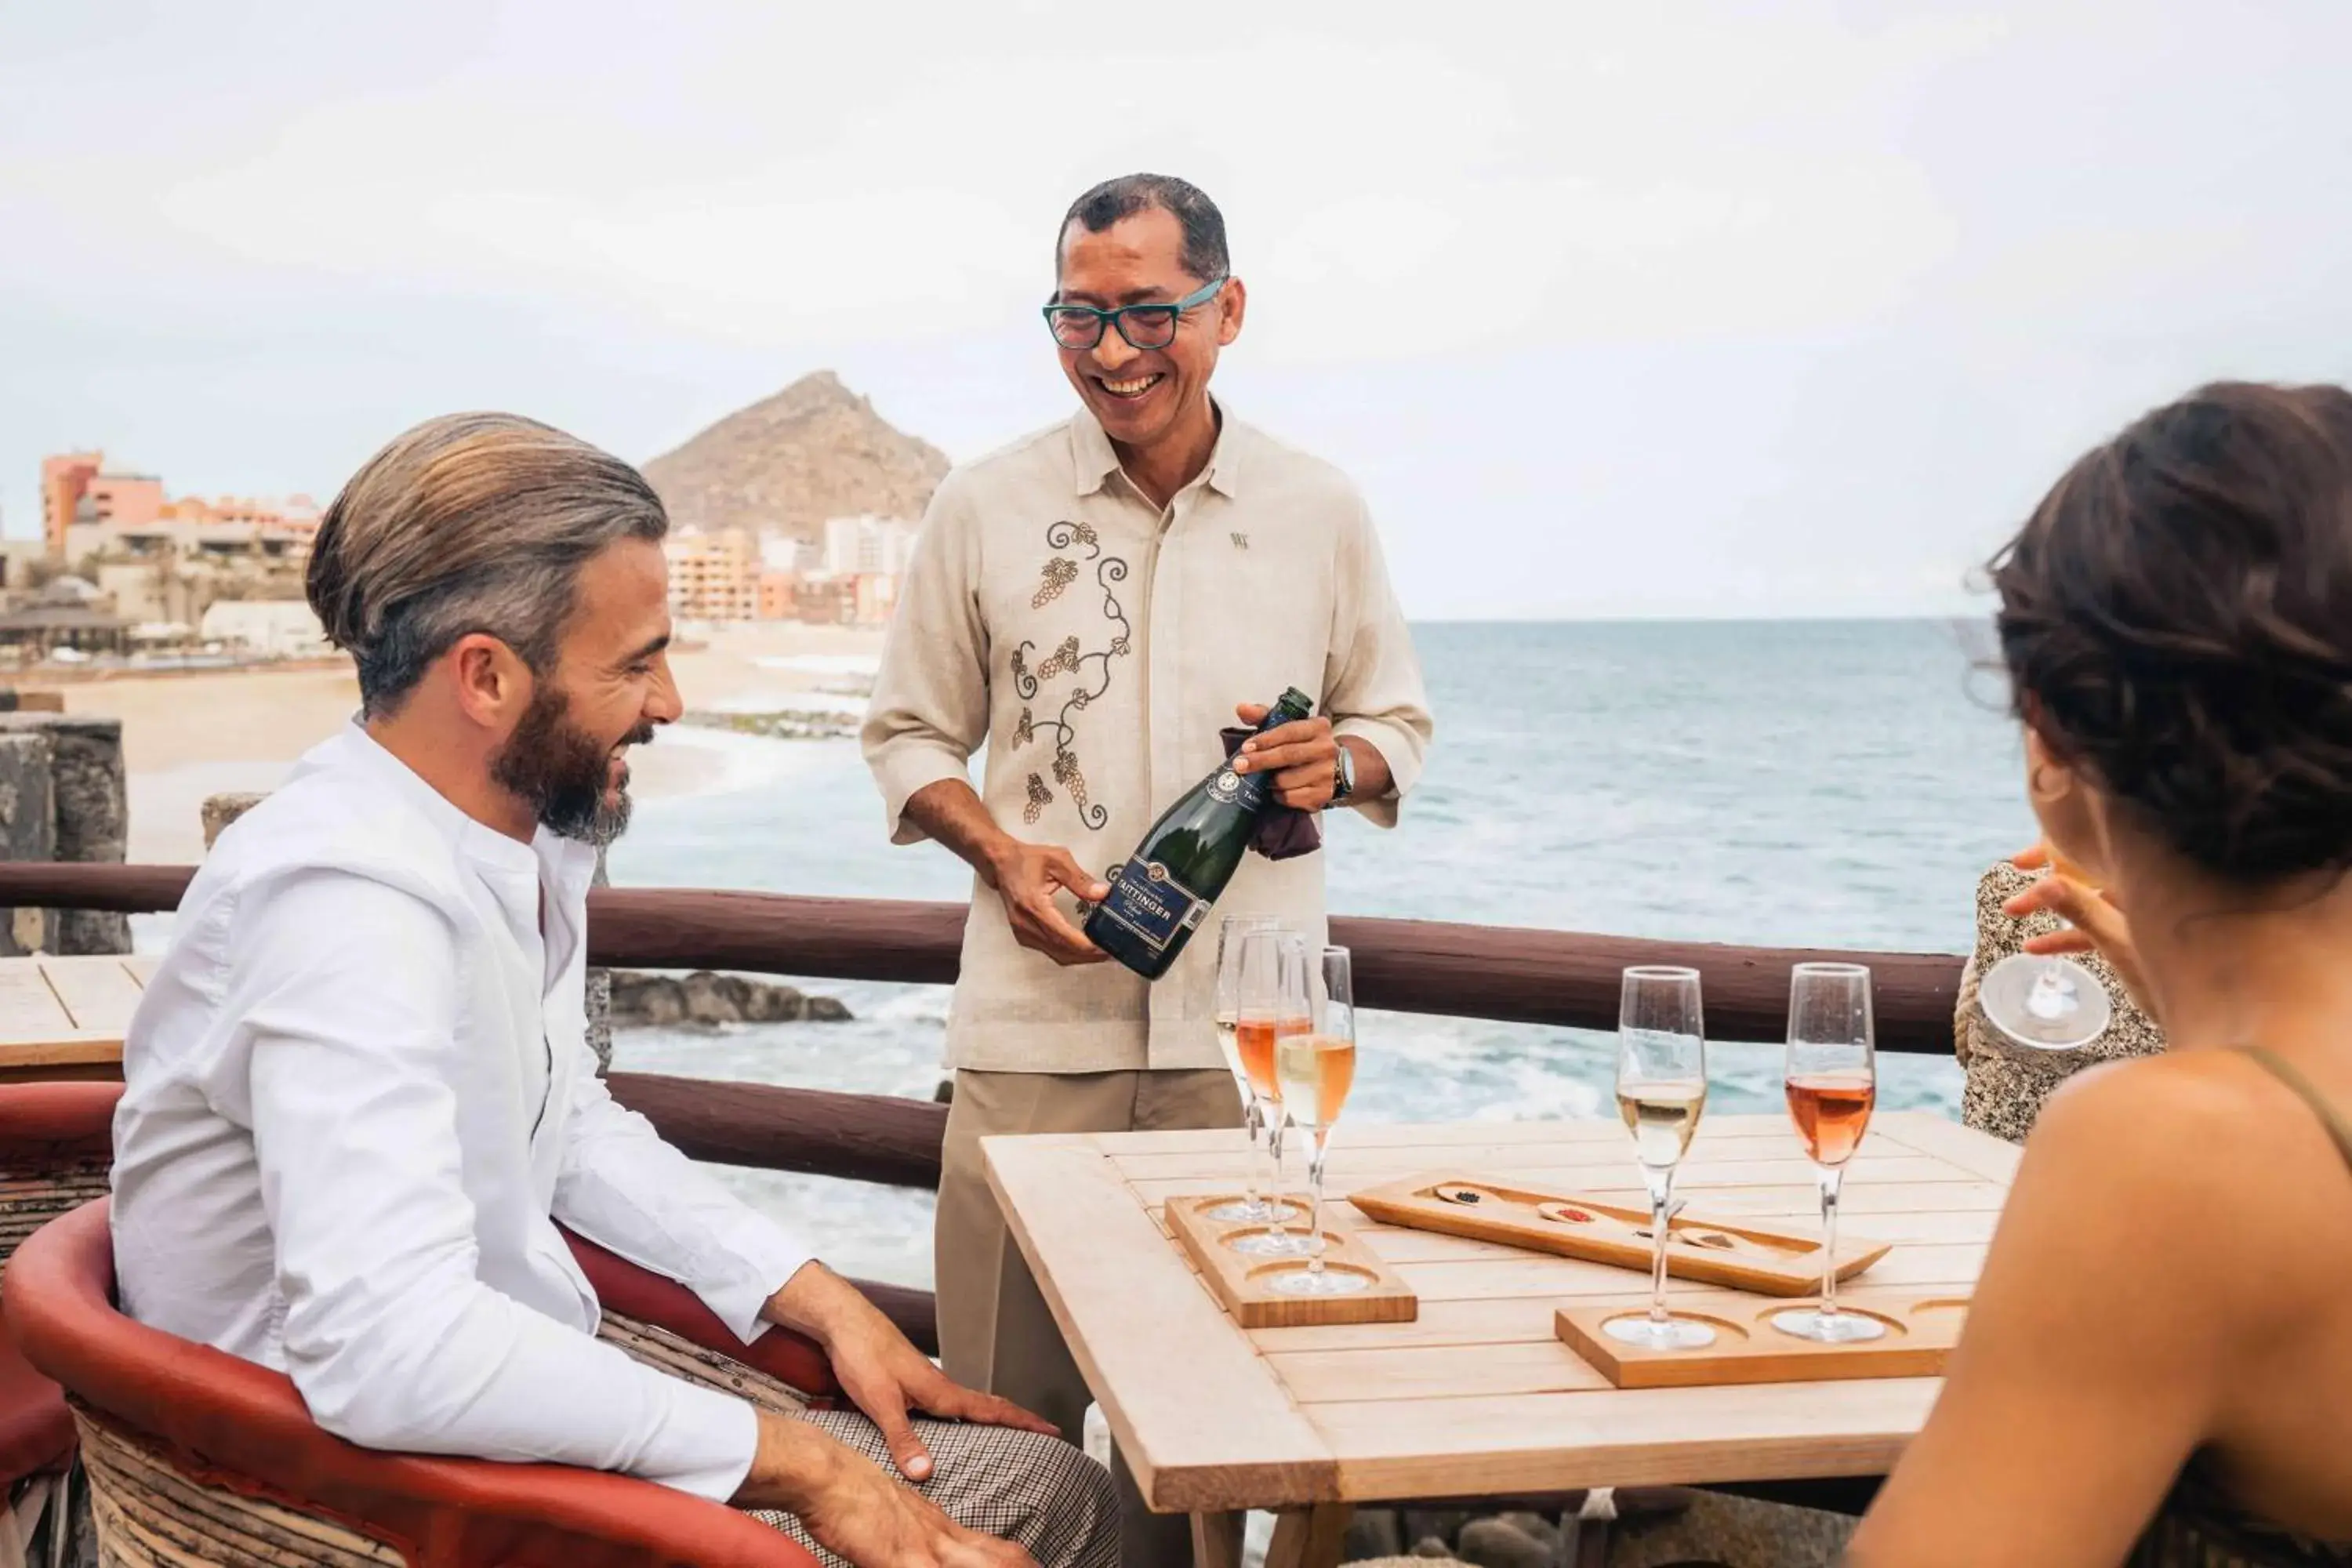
{"left": 1557, "top": 1294, "right": 1971, "bottom": 1388}
{"left": 1164, "top": 1194, "right": 1418, "bottom": 1329}
{"left": 1348, "top": 1172, "right": 1889, "bottom": 1298}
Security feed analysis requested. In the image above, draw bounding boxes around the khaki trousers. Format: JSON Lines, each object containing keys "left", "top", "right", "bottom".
{"left": 939, "top": 1067, "right": 1243, "bottom": 1568}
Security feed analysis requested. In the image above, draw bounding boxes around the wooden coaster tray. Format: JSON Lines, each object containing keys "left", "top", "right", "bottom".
{"left": 1164, "top": 1194, "right": 1418, "bottom": 1328}
{"left": 1557, "top": 1294, "right": 1970, "bottom": 1387}
{"left": 1348, "top": 1172, "right": 1889, "bottom": 1297}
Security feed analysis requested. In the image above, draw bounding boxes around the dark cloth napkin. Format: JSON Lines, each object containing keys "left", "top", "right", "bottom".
{"left": 1220, "top": 727, "right": 1322, "bottom": 861}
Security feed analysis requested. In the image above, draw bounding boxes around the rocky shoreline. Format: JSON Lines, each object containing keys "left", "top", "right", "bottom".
{"left": 606, "top": 970, "right": 853, "bottom": 1029}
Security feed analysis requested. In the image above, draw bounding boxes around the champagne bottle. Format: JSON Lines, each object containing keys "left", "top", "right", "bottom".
{"left": 1084, "top": 688, "right": 1316, "bottom": 980}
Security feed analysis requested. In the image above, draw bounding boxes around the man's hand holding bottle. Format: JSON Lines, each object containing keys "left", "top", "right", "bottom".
{"left": 900, "top": 691, "right": 1385, "bottom": 973}
{"left": 982, "top": 837, "right": 1109, "bottom": 967}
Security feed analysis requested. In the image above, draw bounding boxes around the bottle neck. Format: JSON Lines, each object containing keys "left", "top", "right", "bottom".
{"left": 1257, "top": 699, "right": 1312, "bottom": 735}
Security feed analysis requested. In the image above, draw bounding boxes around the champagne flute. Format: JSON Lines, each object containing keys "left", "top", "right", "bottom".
{"left": 1605, "top": 966, "right": 1715, "bottom": 1351}
{"left": 1270, "top": 946, "right": 1364, "bottom": 1296}
{"left": 1977, "top": 845, "right": 2111, "bottom": 1052}
{"left": 1206, "top": 915, "right": 1292, "bottom": 1225}
{"left": 1773, "top": 963, "right": 1885, "bottom": 1343}
{"left": 1229, "top": 930, "right": 1314, "bottom": 1258}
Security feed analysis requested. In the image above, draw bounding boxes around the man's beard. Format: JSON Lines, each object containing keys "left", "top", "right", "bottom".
{"left": 490, "top": 683, "right": 651, "bottom": 846}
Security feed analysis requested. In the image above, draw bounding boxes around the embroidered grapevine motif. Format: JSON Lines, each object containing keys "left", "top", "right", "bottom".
{"left": 1033, "top": 557, "right": 1079, "bottom": 608}
{"left": 1052, "top": 751, "right": 1091, "bottom": 817}
{"left": 1009, "top": 519, "right": 1131, "bottom": 831}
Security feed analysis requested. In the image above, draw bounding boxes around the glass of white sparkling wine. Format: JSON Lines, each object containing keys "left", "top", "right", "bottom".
{"left": 1607, "top": 965, "right": 1715, "bottom": 1351}
{"left": 1270, "top": 946, "right": 1363, "bottom": 1296}
{"left": 1207, "top": 914, "right": 1294, "bottom": 1225}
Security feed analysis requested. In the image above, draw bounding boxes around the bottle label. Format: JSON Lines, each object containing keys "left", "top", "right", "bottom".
{"left": 1092, "top": 859, "right": 1210, "bottom": 955}
{"left": 1207, "top": 762, "right": 1269, "bottom": 812}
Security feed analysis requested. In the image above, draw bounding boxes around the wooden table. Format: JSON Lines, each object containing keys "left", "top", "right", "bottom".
{"left": 986, "top": 1110, "right": 2020, "bottom": 1568}
{"left": 0, "top": 955, "right": 153, "bottom": 1082}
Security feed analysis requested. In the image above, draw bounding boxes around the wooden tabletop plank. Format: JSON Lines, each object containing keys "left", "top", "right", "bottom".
{"left": 0, "top": 1037, "right": 132, "bottom": 1074}
{"left": 1272, "top": 1340, "right": 1618, "bottom": 1403}
{"left": 1091, "top": 1112, "right": 1833, "bottom": 1154}
{"left": 1107, "top": 1130, "right": 1871, "bottom": 1177}
{"left": 0, "top": 962, "right": 78, "bottom": 1046}
{"left": 985, "top": 1136, "right": 1338, "bottom": 1512}
{"left": 1130, "top": 1174, "right": 2009, "bottom": 1215}
{"left": 123, "top": 957, "right": 162, "bottom": 986}
{"left": 1256, "top": 1296, "right": 1573, "bottom": 1354}
{"left": 1874, "top": 1114, "right": 2025, "bottom": 1183}
{"left": 38, "top": 956, "right": 147, "bottom": 1036}
{"left": 1112, "top": 1148, "right": 1963, "bottom": 1188}
{"left": 1312, "top": 1379, "right": 1944, "bottom": 1497}
{"left": 1092, "top": 1112, "right": 1972, "bottom": 1156}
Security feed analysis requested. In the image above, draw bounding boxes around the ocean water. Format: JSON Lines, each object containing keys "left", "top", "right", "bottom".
{"left": 607, "top": 619, "right": 2035, "bottom": 1287}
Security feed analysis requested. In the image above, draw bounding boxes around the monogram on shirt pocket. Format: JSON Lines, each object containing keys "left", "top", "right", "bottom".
{"left": 1186, "top": 529, "right": 1330, "bottom": 713}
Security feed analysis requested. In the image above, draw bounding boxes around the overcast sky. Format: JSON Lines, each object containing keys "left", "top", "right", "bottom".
{"left": 4, "top": 2, "right": 2348, "bottom": 619}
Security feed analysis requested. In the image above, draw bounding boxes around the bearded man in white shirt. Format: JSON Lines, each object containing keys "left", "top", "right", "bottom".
{"left": 109, "top": 414, "right": 1116, "bottom": 1568}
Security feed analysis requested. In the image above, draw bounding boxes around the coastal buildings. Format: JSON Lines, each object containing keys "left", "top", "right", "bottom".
{"left": 0, "top": 578, "right": 132, "bottom": 661}
{"left": 821, "top": 514, "right": 916, "bottom": 579}
{"left": 31, "top": 441, "right": 922, "bottom": 648}
{"left": 17, "top": 450, "right": 323, "bottom": 662}
{"left": 664, "top": 514, "right": 916, "bottom": 626}
{"left": 198, "top": 599, "right": 330, "bottom": 658}
{"left": 38, "top": 451, "right": 318, "bottom": 572}
{"left": 40, "top": 453, "right": 161, "bottom": 557}
{"left": 663, "top": 528, "right": 760, "bottom": 622}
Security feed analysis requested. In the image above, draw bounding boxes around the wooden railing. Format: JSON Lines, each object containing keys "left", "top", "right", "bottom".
{"left": 0, "top": 863, "right": 1967, "bottom": 1048}
{"left": 0, "top": 862, "right": 1970, "bottom": 1354}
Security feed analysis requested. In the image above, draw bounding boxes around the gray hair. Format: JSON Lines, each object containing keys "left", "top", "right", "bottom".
{"left": 305, "top": 412, "right": 668, "bottom": 716}
{"left": 1058, "top": 172, "right": 1230, "bottom": 284}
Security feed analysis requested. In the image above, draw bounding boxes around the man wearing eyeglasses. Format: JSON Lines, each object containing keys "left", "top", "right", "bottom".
{"left": 864, "top": 172, "right": 1431, "bottom": 1563}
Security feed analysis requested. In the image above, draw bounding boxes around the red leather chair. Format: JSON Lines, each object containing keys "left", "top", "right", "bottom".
{"left": 0, "top": 1081, "right": 122, "bottom": 1562}
{"left": 6, "top": 1201, "right": 833, "bottom": 1567}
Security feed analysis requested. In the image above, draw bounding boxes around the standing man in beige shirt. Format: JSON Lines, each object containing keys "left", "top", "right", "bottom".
{"left": 863, "top": 172, "right": 1432, "bottom": 1557}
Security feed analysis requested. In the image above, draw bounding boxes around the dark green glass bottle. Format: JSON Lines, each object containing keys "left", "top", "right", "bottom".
{"left": 1084, "top": 688, "right": 1316, "bottom": 980}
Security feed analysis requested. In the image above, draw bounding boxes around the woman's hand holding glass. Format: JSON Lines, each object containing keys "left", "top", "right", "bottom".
{"left": 2005, "top": 844, "right": 2153, "bottom": 1019}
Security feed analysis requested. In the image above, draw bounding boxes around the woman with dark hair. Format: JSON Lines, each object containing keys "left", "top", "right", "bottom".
{"left": 1850, "top": 383, "right": 2352, "bottom": 1564}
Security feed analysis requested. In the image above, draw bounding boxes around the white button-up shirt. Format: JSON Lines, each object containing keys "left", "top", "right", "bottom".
{"left": 111, "top": 725, "right": 811, "bottom": 1500}
{"left": 865, "top": 405, "right": 1432, "bottom": 1074}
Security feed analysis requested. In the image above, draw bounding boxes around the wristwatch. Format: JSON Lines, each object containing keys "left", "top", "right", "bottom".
{"left": 1328, "top": 745, "right": 1356, "bottom": 808}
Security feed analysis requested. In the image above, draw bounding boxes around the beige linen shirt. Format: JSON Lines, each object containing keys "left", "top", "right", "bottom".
{"left": 865, "top": 405, "right": 1432, "bottom": 1073}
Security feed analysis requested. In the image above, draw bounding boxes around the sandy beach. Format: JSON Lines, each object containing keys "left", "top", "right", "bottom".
{"left": 16, "top": 622, "right": 886, "bottom": 862}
